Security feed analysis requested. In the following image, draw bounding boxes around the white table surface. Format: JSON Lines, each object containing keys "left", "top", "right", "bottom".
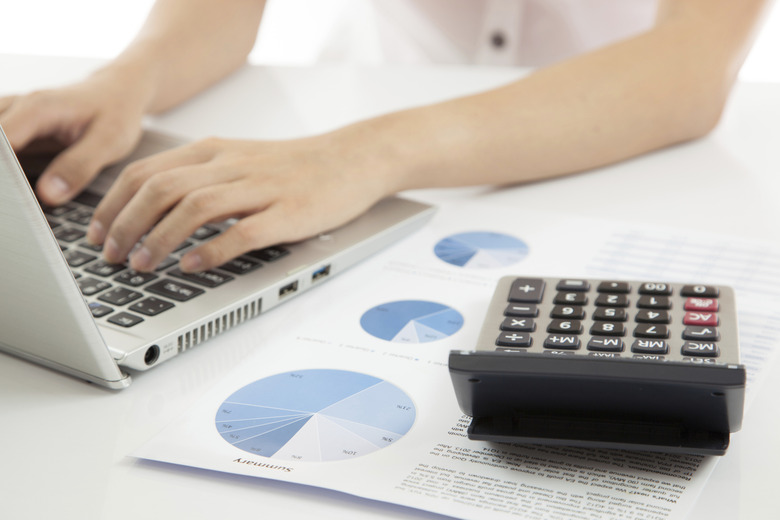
{"left": 1, "top": 54, "right": 778, "bottom": 519}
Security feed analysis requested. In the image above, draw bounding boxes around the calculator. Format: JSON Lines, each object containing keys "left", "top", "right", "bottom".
{"left": 448, "top": 276, "right": 746, "bottom": 455}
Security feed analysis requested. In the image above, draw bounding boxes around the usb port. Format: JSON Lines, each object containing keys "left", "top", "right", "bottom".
{"left": 312, "top": 265, "right": 331, "bottom": 282}
{"left": 279, "top": 281, "right": 298, "bottom": 298}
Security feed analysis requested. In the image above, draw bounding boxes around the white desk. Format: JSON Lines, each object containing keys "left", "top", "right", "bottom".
{"left": 1, "top": 54, "right": 779, "bottom": 519}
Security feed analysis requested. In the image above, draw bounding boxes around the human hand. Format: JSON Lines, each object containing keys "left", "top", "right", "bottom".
{"left": 0, "top": 70, "right": 150, "bottom": 206}
{"left": 89, "top": 133, "right": 397, "bottom": 273}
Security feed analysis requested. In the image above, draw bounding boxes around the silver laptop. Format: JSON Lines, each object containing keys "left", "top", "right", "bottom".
{"left": 0, "top": 127, "right": 435, "bottom": 389}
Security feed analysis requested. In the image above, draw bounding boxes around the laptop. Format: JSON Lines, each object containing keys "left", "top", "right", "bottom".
{"left": 0, "top": 127, "right": 435, "bottom": 389}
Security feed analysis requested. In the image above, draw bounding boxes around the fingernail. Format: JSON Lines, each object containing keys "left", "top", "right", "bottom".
{"left": 180, "top": 252, "right": 203, "bottom": 273}
{"left": 41, "top": 176, "right": 69, "bottom": 203}
{"left": 104, "top": 237, "right": 121, "bottom": 263}
{"left": 130, "top": 246, "right": 153, "bottom": 272}
{"left": 87, "top": 220, "right": 105, "bottom": 245}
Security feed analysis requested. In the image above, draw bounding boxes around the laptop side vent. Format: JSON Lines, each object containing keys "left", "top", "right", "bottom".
{"left": 177, "top": 298, "right": 262, "bottom": 353}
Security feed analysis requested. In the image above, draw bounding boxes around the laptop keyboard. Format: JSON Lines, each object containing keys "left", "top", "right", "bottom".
{"left": 45, "top": 191, "right": 290, "bottom": 328}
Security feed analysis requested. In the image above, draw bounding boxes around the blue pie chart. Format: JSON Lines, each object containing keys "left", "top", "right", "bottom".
{"left": 434, "top": 231, "right": 529, "bottom": 268}
{"left": 216, "top": 369, "right": 415, "bottom": 461}
{"left": 360, "top": 300, "right": 464, "bottom": 343}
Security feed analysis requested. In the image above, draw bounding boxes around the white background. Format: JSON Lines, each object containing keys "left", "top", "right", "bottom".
{"left": 0, "top": 0, "right": 778, "bottom": 81}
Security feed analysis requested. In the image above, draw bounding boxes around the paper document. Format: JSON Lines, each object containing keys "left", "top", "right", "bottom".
{"left": 135, "top": 201, "right": 780, "bottom": 520}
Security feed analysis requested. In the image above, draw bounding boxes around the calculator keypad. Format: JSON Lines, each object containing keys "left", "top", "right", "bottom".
{"left": 479, "top": 277, "right": 738, "bottom": 365}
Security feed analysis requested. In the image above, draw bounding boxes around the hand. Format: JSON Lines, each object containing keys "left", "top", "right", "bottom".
{"left": 0, "top": 70, "right": 149, "bottom": 206}
{"left": 89, "top": 133, "right": 397, "bottom": 272}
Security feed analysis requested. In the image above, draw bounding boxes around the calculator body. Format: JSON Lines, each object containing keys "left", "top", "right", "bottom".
{"left": 449, "top": 276, "right": 746, "bottom": 455}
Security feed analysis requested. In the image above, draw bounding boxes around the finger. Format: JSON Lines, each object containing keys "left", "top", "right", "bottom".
{"left": 127, "top": 180, "right": 275, "bottom": 272}
{"left": 90, "top": 141, "right": 218, "bottom": 244}
{"left": 180, "top": 204, "right": 295, "bottom": 272}
{"left": 35, "top": 118, "right": 139, "bottom": 206}
{"left": 105, "top": 165, "right": 252, "bottom": 267}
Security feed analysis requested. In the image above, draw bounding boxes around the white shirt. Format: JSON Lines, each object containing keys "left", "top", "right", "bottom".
{"left": 316, "top": 0, "right": 658, "bottom": 67}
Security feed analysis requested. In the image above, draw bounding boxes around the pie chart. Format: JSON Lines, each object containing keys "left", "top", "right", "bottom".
{"left": 216, "top": 369, "right": 415, "bottom": 461}
{"left": 360, "top": 300, "right": 464, "bottom": 343}
{"left": 434, "top": 231, "right": 529, "bottom": 268}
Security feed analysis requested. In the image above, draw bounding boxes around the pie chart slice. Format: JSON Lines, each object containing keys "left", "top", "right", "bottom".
{"left": 216, "top": 369, "right": 415, "bottom": 461}
{"left": 434, "top": 231, "right": 529, "bottom": 268}
{"left": 360, "top": 300, "right": 464, "bottom": 343}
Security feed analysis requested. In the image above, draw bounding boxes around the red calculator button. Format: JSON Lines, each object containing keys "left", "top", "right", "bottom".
{"left": 684, "top": 297, "right": 719, "bottom": 312}
{"left": 683, "top": 312, "right": 719, "bottom": 326}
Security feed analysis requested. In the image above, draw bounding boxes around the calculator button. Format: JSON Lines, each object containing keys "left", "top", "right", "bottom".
{"left": 681, "top": 342, "right": 720, "bottom": 357}
{"left": 595, "top": 294, "right": 630, "bottom": 307}
{"left": 587, "top": 337, "right": 625, "bottom": 352}
{"left": 638, "top": 282, "right": 673, "bottom": 295}
{"left": 544, "top": 335, "right": 581, "bottom": 349}
{"left": 508, "top": 278, "right": 546, "bottom": 303}
{"left": 637, "top": 295, "right": 672, "bottom": 309}
{"left": 633, "top": 324, "right": 670, "bottom": 339}
{"left": 633, "top": 354, "right": 667, "bottom": 361}
{"left": 683, "top": 312, "right": 719, "bottom": 326}
{"left": 681, "top": 357, "right": 718, "bottom": 364}
{"left": 681, "top": 285, "right": 719, "bottom": 297}
{"left": 635, "top": 310, "right": 671, "bottom": 323}
{"left": 496, "top": 346, "right": 532, "bottom": 353}
{"left": 550, "top": 305, "right": 585, "bottom": 319}
{"left": 500, "top": 317, "right": 536, "bottom": 332}
{"left": 504, "top": 303, "right": 538, "bottom": 317}
{"left": 631, "top": 339, "right": 669, "bottom": 354}
{"left": 553, "top": 292, "right": 588, "bottom": 305}
{"left": 496, "top": 332, "right": 532, "bottom": 348}
{"left": 590, "top": 322, "right": 626, "bottom": 336}
{"left": 684, "top": 297, "right": 719, "bottom": 312}
{"left": 556, "top": 279, "right": 590, "bottom": 292}
{"left": 597, "top": 281, "right": 631, "bottom": 293}
{"left": 547, "top": 319, "right": 583, "bottom": 334}
{"left": 592, "top": 307, "right": 627, "bottom": 322}
{"left": 682, "top": 326, "right": 720, "bottom": 341}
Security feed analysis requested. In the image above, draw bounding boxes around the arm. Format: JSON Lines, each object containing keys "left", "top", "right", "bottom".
{"left": 109, "top": 0, "right": 266, "bottom": 114}
{"left": 93, "top": 0, "right": 771, "bottom": 273}
{"left": 346, "top": 0, "right": 772, "bottom": 191}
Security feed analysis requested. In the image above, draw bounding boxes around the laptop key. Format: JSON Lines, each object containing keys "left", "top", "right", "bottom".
{"left": 65, "top": 209, "right": 93, "bottom": 226}
{"left": 219, "top": 256, "right": 262, "bottom": 275}
{"left": 129, "top": 297, "right": 175, "bottom": 316}
{"left": 98, "top": 287, "right": 144, "bottom": 306}
{"left": 64, "top": 250, "right": 97, "bottom": 268}
{"left": 146, "top": 279, "right": 205, "bottom": 301}
{"left": 168, "top": 268, "right": 234, "bottom": 288}
{"left": 88, "top": 302, "right": 114, "bottom": 318}
{"left": 78, "top": 277, "right": 112, "bottom": 296}
{"left": 54, "top": 227, "right": 86, "bottom": 242}
{"left": 114, "top": 270, "right": 159, "bottom": 287}
{"left": 85, "top": 260, "right": 127, "bottom": 277}
{"left": 107, "top": 312, "right": 144, "bottom": 328}
{"left": 246, "top": 246, "right": 290, "bottom": 262}
{"left": 191, "top": 225, "right": 220, "bottom": 241}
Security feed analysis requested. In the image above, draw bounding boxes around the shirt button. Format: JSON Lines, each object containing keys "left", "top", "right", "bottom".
{"left": 490, "top": 31, "right": 506, "bottom": 49}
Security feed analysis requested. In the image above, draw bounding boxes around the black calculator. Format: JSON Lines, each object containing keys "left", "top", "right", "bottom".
{"left": 448, "top": 276, "right": 746, "bottom": 455}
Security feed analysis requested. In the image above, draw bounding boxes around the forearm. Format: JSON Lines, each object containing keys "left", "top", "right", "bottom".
{"left": 350, "top": 0, "right": 770, "bottom": 192}
{"left": 91, "top": 0, "right": 266, "bottom": 114}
